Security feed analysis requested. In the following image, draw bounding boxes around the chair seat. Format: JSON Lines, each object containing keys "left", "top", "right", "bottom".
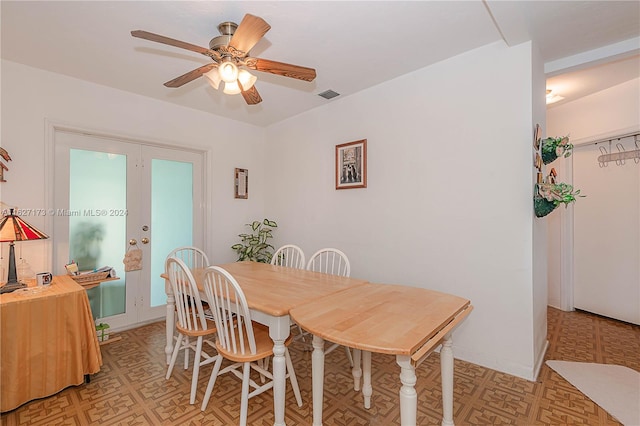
{"left": 176, "top": 318, "right": 217, "bottom": 337}
{"left": 215, "top": 322, "right": 293, "bottom": 363}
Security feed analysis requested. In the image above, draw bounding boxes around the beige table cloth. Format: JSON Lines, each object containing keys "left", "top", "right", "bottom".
{"left": 0, "top": 275, "right": 102, "bottom": 412}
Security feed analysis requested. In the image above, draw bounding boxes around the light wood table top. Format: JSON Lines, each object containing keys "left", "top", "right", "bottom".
{"left": 290, "top": 282, "right": 472, "bottom": 358}
{"left": 202, "top": 261, "right": 369, "bottom": 317}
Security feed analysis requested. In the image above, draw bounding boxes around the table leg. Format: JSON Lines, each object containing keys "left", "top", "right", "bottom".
{"left": 165, "top": 289, "right": 175, "bottom": 365}
{"left": 270, "top": 316, "right": 291, "bottom": 426}
{"left": 440, "top": 333, "right": 454, "bottom": 426}
{"left": 312, "top": 334, "right": 325, "bottom": 426}
{"left": 352, "top": 348, "right": 362, "bottom": 391}
{"left": 362, "top": 350, "right": 372, "bottom": 409}
{"left": 396, "top": 355, "right": 417, "bottom": 426}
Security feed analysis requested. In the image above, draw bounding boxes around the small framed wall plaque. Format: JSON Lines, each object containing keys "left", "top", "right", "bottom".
{"left": 234, "top": 168, "right": 248, "bottom": 199}
{"left": 336, "top": 139, "right": 367, "bottom": 190}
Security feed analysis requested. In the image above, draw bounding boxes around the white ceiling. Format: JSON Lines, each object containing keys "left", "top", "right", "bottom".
{"left": 2, "top": 1, "right": 639, "bottom": 127}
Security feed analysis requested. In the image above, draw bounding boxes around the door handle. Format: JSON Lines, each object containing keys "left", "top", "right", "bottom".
{"left": 141, "top": 238, "right": 149, "bottom": 244}
{"left": 129, "top": 238, "right": 137, "bottom": 245}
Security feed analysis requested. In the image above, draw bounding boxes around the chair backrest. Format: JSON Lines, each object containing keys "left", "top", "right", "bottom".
{"left": 202, "top": 266, "right": 257, "bottom": 356}
{"left": 165, "top": 256, "right": 210, "bottom": 333}
{"left": 271, "top": 244, "right": 306, "bottom": 269}
{"left": 306, "top": 248, "right": 351, "bottom": 277}
{"left": 167, "top": 246, "right": 210, "bottom": 270}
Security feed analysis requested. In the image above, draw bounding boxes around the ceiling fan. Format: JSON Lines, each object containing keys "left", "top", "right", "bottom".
{"left": 131, "top": 14, "right": 317, "bottom": 105}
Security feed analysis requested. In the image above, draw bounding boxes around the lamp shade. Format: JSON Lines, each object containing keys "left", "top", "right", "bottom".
{"left": 203, "top": 67, "right": 222, "bottom": 90}
{"left": 0, "top": 209, "right": 49, "bottom": 242}
{"left": 0, "top": 209, "right": 49, "bottom": 291}
{"left": 237, "top": 70, "right": 257, "bottom": 91}
{"left": 223, "top": 81, "right": 241, "bottom": 95}
{"left": 218, "top": 60, "right": 239, "bottom": 83}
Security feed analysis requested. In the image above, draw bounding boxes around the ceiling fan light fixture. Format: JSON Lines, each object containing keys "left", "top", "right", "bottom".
{"left": 203, "top": 67, "right": 222, "bottom": 90}
{"left": 219, "top": 60, "right": 239, "bottom": 83}
{"left": 132, "top": 13, "right": 317, "bottom": 105}
{"left": 546, "top": 89, "right": 564, "bottom": 105}
{"left": 237, "top": 70, "right": 257, "bottom": 90}
{"left": 223, "top": 80, "right": 241, "bottom": 95}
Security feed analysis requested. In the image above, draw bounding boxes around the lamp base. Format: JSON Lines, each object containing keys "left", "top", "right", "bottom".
{"left": 0, "top": 281, "right": 27, "bottom": 294}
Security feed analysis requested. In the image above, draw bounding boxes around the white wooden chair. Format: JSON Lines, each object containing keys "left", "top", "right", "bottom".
{"left": 166, "top": 246, "right": 213, "bottom": 358}
{"left": 165, "top": 257, "right": 219, "bottom": 405}
{"left": 200, "top": 266, "right": 303, "bottom": 424}
{"left": 306, "top": 248, "right": 354, "bottom": 366}
{"left": 271, "top": 244, "right": 308, "bottom": 347}
{"left": 306, "top": 247, "right": 350, "bottom": 277}
{"left": 271, "top": 244, "right": 306, "bottom": 269}
{"left": 167, "top": 246, "right": 209, "bottom": 269}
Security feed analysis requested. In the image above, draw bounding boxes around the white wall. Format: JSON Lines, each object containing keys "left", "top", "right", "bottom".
{"left": 531, "top": 42, "right": 550, "bottom": 377}
{"left": 547, "top": 77, "right": 640, "bottom": 309}
{"left": 0, "top": 60, "right": 266, "bottom": 272}
{"left": 265, "top": 41, "right": 545, "bottom": 380}
{"left": 2, "top": 40, "right": 550, "bottom": 380}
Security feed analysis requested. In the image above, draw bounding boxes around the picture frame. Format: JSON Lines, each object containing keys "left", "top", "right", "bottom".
{"left": 336, "top": 139, "right": 367, "bottom": 189}
{"left": 234, "top": 168, "right": 248, "bottom": 199}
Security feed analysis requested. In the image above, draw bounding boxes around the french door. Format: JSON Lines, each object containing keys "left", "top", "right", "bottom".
{"left": 53, "top": 129, "right": 204, "bottom": 329}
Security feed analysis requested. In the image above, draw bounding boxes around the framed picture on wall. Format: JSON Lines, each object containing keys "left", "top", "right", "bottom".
{"left": 336, "top": 139, "right": 367, "bottom": 190}
{"left": 235, "top": 168, "right": 248, "bottom": 199}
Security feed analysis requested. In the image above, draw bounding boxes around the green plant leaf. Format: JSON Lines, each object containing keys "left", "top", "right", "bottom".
{"left": 231, "top": 218, "right": 278, "bottom": 262}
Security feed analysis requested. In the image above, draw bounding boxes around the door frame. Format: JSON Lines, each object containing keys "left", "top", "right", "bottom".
{"left": 44, "top": 119, "right": 212, "bottom": 325}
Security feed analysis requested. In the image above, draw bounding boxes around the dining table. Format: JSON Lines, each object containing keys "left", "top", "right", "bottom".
{"left": 162, "top": 261, "right": 369, "bottom": 426}
{"left": 289, "top": 282, "right": 473, "bottom": 426}
{"left": 0, "top": 274, "right": 102, "bottom": 412}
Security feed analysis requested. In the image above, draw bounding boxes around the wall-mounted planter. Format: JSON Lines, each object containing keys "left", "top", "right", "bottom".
{"left": 541, "top": 136, "right": 573, "bottom": 164}
{"left": 534, "top": 195, "right": 558, "bottom": 218}
{"left": 534, "top": 182, "right": 584, "bottom": 218}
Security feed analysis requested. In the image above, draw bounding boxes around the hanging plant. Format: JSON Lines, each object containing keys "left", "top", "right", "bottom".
{"left": 534, "top": 182, "right": 584, "bottom": 217}
{"left": 541, "top": 136, "right": 573, "bottom": 164}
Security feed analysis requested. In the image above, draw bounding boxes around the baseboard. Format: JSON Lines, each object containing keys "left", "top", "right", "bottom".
{"left": 533, "top": 339, "right": 550, "bottom": 381}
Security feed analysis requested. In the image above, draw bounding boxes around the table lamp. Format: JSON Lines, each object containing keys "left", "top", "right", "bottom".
{"left": 0, "top": 208, "right": 49, "bottom": 293}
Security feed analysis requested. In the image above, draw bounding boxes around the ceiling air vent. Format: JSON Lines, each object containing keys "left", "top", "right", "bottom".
{"left": 318, "top": 89, "right": 340, "bottom": 100}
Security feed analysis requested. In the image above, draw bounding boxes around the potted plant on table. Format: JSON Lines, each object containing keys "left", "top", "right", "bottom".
{"left": 534, "top": 182, "right": 584, "bottom": 218}
{"left": 231, "top": 218, "right": 278, "bottom": 263}
{"left": 541, "top": 136, "right": 573, "bottom": 164}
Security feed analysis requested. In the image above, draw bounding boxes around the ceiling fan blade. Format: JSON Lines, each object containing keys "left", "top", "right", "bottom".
{"left": 245, "top": 58, "right": 316, "bottom": 82}
{"left": 240, "top": 83, "right": 262, "bottom": 105}
{"left": 164, "top": 63, "right": 217, "bottom": 88}
{"left": 131, "top": 30, "right": 220, "bottom": 61}
{"left": 229, "top": 14, "right": 271, "bottom": 54}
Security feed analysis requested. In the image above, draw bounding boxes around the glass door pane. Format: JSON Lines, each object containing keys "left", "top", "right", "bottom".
{"left": 150, "top": 159, "right": 193, "bottom": 307}
{"left": 69, "top": 149, "right": 128, "bottom": 318}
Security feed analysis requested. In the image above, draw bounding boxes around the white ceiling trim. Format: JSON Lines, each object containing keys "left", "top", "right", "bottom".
{"left": 545, "top": 37, "right": 640, "bottom": 76}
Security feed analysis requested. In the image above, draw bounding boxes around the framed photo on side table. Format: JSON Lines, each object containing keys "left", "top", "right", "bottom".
{"left": 336, "top": 139, "right": 367, "bottom": 189}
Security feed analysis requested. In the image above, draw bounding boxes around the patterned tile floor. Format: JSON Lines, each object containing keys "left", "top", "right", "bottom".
{"left": 1, "top": 307, "right": 638, "bottom": 425}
